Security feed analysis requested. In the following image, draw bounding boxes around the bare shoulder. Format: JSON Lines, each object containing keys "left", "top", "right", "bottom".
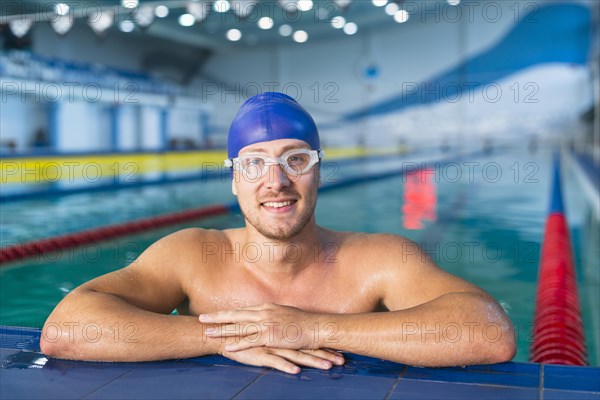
{"left": 334, "top": 231, "right": 429, "bottom": 269}
{"left": 73, "top": 227, "right": 230, "bottom": 314}
{"left": 316, "top": 229, "right": 428, "bottom": 279}
{"left": 136, "top": 227, "right": 229, "bottom": 264}
{"left": 331, "top": 230, "right": 486, "bottom": 309}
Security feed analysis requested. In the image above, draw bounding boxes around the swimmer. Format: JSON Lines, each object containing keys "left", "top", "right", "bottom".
{"left": 41, "top": 92, "right": 515, "bottom": 374}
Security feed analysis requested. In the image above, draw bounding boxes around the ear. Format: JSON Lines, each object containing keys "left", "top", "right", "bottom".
{"left": 314, "top": 166, "right": 322, "bottom": 187}
{"left": 231, "top": 175, "right": 238, "bottom": 196}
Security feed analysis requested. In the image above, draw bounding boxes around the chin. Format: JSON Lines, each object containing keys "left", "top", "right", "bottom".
{"left": 260, "top": 227, "right": 301, "bottom": 241}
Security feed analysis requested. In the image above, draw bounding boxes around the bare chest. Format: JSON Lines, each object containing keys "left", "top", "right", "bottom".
{"left": 182, "top": 266, "right": 382, "bottom": 315}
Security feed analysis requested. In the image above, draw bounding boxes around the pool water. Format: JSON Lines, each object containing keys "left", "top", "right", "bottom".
{"left": 1, "top": 146, "right": 598, "bottom": 365}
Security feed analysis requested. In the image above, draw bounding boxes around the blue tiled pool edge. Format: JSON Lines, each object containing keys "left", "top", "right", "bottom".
{"left": 1, "top": 326, "right": 598, "bottom": 399}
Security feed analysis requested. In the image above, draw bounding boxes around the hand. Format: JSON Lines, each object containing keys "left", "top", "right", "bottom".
{"left": 219, "top": 340, "right": 345, "bottom": 374}
{"left": 200, "top": 303, "right": 328, "bottom": 352}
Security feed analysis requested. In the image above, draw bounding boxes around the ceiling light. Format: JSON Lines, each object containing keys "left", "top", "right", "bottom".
{"left": 394, "top": 9, "right": 409, "bottom": 23}
{"left": 214, "top": 0, "right": 231, "bottom": 13}
{"left": 187, "top": 2, "right": 211, "bottom": 22}
{"left": 8, "top": 19, "right": 33, "bottom": 38}
{"left": 384, "top": 2, "right": 398, "bottom": 15}
{"left": 331, "top": 15, "right": 345, "bottom": 29}
{"left": 55, "top": 3, "right": 69, "bottom": 16}
{"left": 343, "top": 22, "right": 357, "bottom": 35}
{"left": 51, "top": 15, "right": 74, "bottom": 35}
{"left": 293, "top": 30, "right": 308, "bottom": 43}
{"left": 297, "top": 0, "right": 313, "bottom": 11}
{"left": 227, "top": 28, "right": 242, "bottom": 41}
{"left": 88, "top": 10, "right": 114, "bottom": 34}
{"left": 134, "top": 5, "right": 155, "bottom": 27}
{"left": 334, "top": 0, "right": 352, "bottom": 8}
{"left": 257, "top": 16, "right": 274, "bottom": 29}
{"left": 231, "top": 0, "right": 258, "bottom": 18}
{"left": 119, "top": 20, "right": 135, "bottom": 32}
{"left": 447, "top": 0, "right": 461, "bottom": 5}
{"left": 279, "top": 24, "right": 292, "bottom": 36}
{"left": 155, "top": 5, "right": 169, "bottom": 18}
{"left": 178, "top": 13, "right": 196, "bottom": 26}
{"left": 122, "top": 0, "right": 139, "bottom": 9}
{"left": 372, "top": 0, "right": 387, "bottom": 6}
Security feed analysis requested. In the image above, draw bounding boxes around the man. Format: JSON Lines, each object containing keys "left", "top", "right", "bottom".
{"left": 41, "top": 92, "right": 515, "bottom": 374}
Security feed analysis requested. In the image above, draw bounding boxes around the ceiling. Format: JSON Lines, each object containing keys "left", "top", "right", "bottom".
{"left": 1, "top": 0, "right": 423, "bottom": 51}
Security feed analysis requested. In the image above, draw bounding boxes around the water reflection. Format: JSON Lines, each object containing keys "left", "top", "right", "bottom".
{"left": 403, "top": 168, "right": 437, "bottom": 230}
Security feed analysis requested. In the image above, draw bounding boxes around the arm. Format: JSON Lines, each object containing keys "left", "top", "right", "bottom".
{"left": 316, "top": 236, "right": 516, "bottom": 366}
{"left": 316, "top": 292, "right": 515, "bottom": 366}
{"left": 40, "top": 228, "right": 345, "bottom": 372}
{"left": 201, "top": 235, "right": 516, "bottom": 366}
{"left": 40, "top": 229, "right": 219, "bottom": 361}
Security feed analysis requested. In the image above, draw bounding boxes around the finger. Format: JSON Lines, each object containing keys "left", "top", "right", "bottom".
{"left": 271, "top": 349, "right": 334, "bottom": 370}
{"left": 199, "top": 310, "right": 262, "bottom": 324}
{"left": 299, "top": 349, "right": 345, "bottom": 366}
{"left": 222, "top": 337, "right": 263, "bottom": 352}
{"left": 263, "top": 354, "right": 300, "bottom": 374}
{"left": 205, "top": 323, "right": 261, "bottom": 337}
{"left": 222, "top": 347, "right": 300, "bottom": 375}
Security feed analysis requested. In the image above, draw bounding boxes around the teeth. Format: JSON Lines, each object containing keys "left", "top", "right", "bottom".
{"left": 263, "top": 201, "right": 293, "bottom": 208}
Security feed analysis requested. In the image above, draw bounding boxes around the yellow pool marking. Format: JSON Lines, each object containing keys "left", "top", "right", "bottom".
{"left": 1, "top": 147, "right": 401, "bottom": 184}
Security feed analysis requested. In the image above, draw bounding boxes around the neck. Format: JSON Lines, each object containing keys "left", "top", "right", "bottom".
{"left": 241, "top": 218, "right": 324, "bottom": 280}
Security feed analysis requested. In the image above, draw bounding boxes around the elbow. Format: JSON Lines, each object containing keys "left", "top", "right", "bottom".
{"left": 481, "top": 338, "right": 516, "bottom": 365}
{"left": 466, "top": 324, "right": 516, "bottom": 365}
{"left": 39, "top": 334, "right": 57, "bottom": 358}
{"left": 39, "top": 325, "right": 60, "bottom": 358}
{"left": 481, "top": 295, "right": 517, "bottom": 364}
{"left": 481, "top": 317, "right": 517, "bottom": 364}
{"left": 40, "top": 323, "right": 74, "bottom": 359}
{"left": 492, "top": 328, "right": 517, "bottom": 363}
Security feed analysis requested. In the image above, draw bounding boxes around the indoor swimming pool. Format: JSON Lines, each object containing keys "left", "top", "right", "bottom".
{"left": 1, "top": 146, "right": 598, "bottom": 365}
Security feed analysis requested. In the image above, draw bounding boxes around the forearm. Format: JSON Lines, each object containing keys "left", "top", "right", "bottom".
{"left": 317, "top": 292, "right": 516, "bottom": 366}
{"left": 40, "top": 289, "right": 219, "bottom": 362}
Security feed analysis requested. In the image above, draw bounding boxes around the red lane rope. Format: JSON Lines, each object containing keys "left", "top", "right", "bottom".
{"left": 530, "top": 213, "right": 588, "bottom": 365}
{"left": 0, "top": 204, "right": 230, "bottom": 266}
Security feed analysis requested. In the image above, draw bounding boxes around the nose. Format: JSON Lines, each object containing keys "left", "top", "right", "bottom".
{"left": 265, "top": 163, "right": 291, "bottom": 190}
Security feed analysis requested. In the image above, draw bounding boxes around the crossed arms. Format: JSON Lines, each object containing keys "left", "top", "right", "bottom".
{"left": 40, "top": 230, "right": 516, "bottom": 373}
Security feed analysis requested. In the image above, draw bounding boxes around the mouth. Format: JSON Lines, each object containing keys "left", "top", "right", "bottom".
{"left": 260, "top": 199, "right": 298, "bottom": 213}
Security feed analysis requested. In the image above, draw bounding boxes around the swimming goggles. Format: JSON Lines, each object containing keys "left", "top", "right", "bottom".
{"left": 224, "top": 149, "right": 325, "bottom": 180}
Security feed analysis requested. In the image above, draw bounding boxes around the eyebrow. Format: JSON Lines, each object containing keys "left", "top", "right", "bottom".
{"left": 244, "top": 144, "right": 310, "bottom": 153}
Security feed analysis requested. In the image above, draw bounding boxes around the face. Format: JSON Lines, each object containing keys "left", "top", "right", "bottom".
{"left": 232, "top": 139, "right": 320, "bottom": 240}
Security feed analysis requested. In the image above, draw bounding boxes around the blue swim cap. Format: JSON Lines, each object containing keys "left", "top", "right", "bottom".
{"left": 227, "top": 92, "right": 320, "bottom": 159}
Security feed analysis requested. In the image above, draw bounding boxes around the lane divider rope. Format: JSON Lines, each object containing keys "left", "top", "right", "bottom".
{"left": 529, "top": 155, "right": 588, "bottom": 366}
{"left": 0, "top": 152, "right": 483, "bottom": 266}
{"left": 0, "top": 204, "right": 231, "bottom": 265}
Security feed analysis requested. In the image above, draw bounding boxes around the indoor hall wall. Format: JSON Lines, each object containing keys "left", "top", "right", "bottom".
{"left": 202, "top": 0, "right": 593, "bottom": 148}
{"left": 31, "top": 23, "right": 144, "bottom": 71}
{"left": 55, "top": 101, "right": 111, "bottom": 152}
{"left": 190, "top": 48, "right": 280, "bottom": 139}
{"left": 141, "top": 106, "right": 162, "bottom": 150}
{"left": 201, "top": 1, "right": 519, "bottom": 126}
{"left": 2, "top": 23, "right": 206, "bottom": 154}
{"left": 117, "top": 105, "right": 140, "bottom": 151}
{"left": 30, "top": 22, "right": 199, "bottom": 74}
{"left": 0, "top": 94, "right": 46, "bottom": 151}
{"left": 169, "top": 107, "right": 204, "bottom": 147}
